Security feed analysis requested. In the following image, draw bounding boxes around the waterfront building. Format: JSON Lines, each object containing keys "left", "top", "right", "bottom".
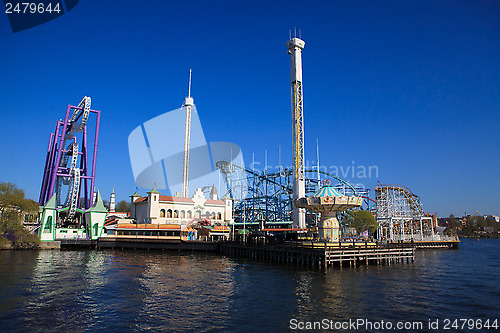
{"left": 103, "top": 186, "right": 232, "bottom": 241}
{"left": 129, "top": 186, "right": 233, "bottom": 229}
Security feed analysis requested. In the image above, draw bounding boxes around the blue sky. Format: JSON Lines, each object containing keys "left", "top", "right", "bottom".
{"left": 0, "top": 0, "right": 499, "bottom": 217}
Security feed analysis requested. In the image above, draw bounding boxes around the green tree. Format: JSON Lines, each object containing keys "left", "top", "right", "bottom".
{"left": 347, "top": 210, "right": 378, "bottom": 234}
{"left": 115, "top": 200, "right": 131, "bottom": 213}
{"left": 445, "top": 214, "right": 461, "bottom": 235}
{"left": 476, "top": 216, "right": 487, "bottom": 230}
{"left": 0, "top": 182, "right": 40, "bottom": 248}
{"left": 0, "top": 182, "right": 38, "bottom": 214}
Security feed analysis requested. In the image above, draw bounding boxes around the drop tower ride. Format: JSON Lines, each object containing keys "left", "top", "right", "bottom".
{"left": 287, "top": 35, "right": 306, "bottom": 229}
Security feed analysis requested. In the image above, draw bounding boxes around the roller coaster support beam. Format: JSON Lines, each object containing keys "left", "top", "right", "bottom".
{"left": 90, "top": 109, "right": 100, "bottom": 208}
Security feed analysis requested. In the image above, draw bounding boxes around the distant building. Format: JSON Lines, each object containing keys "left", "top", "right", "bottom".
{"left": 102, "top": 191, "right": 130, "bottom": 226}
{"left": 109, "top": 189, "right": 116, "bottom": 212}
{"left": 484, "top": 215, "right": 500, "bottom": 223}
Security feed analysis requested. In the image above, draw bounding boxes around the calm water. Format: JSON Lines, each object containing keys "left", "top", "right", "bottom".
{"left": 0, "top": 239, "right": 499, "bottom": 332}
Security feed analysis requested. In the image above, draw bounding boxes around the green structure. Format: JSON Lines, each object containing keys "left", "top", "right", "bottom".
{"left": 295, "top": 185, "right": 363, "bottom": 241}
{"left": 39, "top": 194, "right": 57, "bottom": 241}
{"left": 39, "top": 190, "right": 108, "bottom": 241}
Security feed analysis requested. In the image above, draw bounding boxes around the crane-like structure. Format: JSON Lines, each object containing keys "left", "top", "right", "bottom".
{"left": 287, "top": 34, "right": 306, "bottom": 229}
{"left": 182, "top": 69, "right": 194, "bottom": 198}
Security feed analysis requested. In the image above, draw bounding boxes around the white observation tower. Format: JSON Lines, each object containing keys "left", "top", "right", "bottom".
{"left": 182, "top": 69, "right": 194, "bottom": 198}
{"left": 287, "top": 34, "right": 306, "bottom": 229}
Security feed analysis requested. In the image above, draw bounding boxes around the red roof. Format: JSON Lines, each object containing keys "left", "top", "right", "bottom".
{"left": 159, "top": 195, "right": 194, "bottom": 203}
{"left": 104, "top": 217, "right": 118, "bottom": 226}
{"left": 205, "top": 199, "right": 225, "bottom": 205}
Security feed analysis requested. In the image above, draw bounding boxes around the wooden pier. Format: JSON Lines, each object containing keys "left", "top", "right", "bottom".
{"left": 220, "top": 241, "right": 415, "bottom": 269}
{"left": 97, "top": 236, "right": 219, "bottom": 251}
{"left": 411, "top": 240, "right": 459, "bottom": 249}
{"left": 60, "top": 239, "right": 96, "bottom": 249}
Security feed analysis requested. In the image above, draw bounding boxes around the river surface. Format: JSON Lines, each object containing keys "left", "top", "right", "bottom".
{"left": 0, "top": 238, "right": 499, "bottom": 332}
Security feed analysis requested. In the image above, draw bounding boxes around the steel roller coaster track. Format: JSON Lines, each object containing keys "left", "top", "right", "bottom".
{"left": 39, "top": 97, "right": 101, "bottom": 224}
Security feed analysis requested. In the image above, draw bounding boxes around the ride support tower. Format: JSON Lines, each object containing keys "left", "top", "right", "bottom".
{"left": 38, "top": 96, "right": 101, "bottom": 222}
{"left": 287, "top": 35, "right": 306, "bottom": 229}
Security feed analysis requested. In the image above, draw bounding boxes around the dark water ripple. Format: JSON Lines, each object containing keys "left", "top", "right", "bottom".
{"left": 0, "top": 238, "right": 499, "bottom": 332}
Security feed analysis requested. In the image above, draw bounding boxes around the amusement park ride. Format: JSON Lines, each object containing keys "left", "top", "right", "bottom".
{"left": 375, "top": 184, "right": 437, "bottom": 241}
{"left": 295, "top": 180, "right": 363, "bottom": 241}
{"left": 217, "top": 160, "right": 372, "bottom": 226}
{"left": 33, "top": 33, "right": 438, "bottom": 244}
{"left": 37, "top": 97, "right": 107, "bottom": 241}
{"left": 216, "top": 32, "right": 437, "bottom": 241}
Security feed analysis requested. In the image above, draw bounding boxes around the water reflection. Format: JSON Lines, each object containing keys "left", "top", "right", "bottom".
{"left": 0, "top": 250, "right": 39, "bottom": 330}
{"left": 129, "top": 253, "right": 236, "bottom": 331}
{"left": 0, "top": 239, "right": 498, "bottom": 332}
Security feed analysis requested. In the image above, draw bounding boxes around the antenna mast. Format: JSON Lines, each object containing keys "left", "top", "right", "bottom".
{"left": 182, "top": 69, "right": 194, "bottom": 197}
{"left": 316, "top": 138, "right": 320, "bottom": 185}
{"left": 188, "top": 69, "right": 192, "bottom": 98}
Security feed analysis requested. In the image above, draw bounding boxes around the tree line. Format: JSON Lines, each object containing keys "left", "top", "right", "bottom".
{"left": 0, "top": 182, "right": 40, "bottom": 249}
{"left": 444, "top": 214, "right": 500, "bottom": 238}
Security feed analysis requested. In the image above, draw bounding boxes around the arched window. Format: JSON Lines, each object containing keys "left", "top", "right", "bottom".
{"left": 160, "top": 209, "right": 166, "bottom": 217}
{"left": 217, "top": 212, "right": 222, "bottom": 220}
{"left": 195, "top": 210, "right": 201, "bottom": 218}
{"left": 174, "top": 210, "right": 179, "bottom": 218}
{"left": 187, "top": 210, "right": 192, "bottom": 219}
{"left": 167, "top": 209, "right": 173, "bottom": 218}
{"left": 180, "top": 210, "right": 186, "bottom": 219}
{"left": 212, "top": 211, "right": 216, "bottom": 219}
{"left": 44, "top": 216, "right": 52, "bottom": 233}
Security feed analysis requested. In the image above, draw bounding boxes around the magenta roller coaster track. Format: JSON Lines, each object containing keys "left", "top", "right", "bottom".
{"left": 39, "top": 97, "right": 101, "bottom": 215}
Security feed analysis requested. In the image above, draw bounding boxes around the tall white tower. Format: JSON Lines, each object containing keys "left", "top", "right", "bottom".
{"left": 287, "top": 36, "right": 306, "bottom": 229}
{"left": 182, "top": 70, "right": 194, "bottom": 198}
{"left": 109, "top": 188, "right": 116, "bottom": 213}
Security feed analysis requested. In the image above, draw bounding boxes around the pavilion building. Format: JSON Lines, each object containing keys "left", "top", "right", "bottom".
{"left": 130, "top": 186, "right": 233, "bottom": 228}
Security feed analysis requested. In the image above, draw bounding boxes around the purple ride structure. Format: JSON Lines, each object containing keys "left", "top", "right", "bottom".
{"left": 38, "top": 97, "right": 108, "bottom": 241}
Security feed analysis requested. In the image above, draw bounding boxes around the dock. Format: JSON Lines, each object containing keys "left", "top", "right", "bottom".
{"left": 97, "top": 236, "right": 219, "bottom": 251}
{"left": 60, "top": 239, "right": 96, "bottom": 249}
{"left": 220, "top": 241, "right": 415, "bottom": 268}
{"left": 411, "top": 240, "right": 459, "bottom": 249}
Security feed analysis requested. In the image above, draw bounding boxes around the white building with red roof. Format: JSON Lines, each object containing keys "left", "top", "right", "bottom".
{"left": 130, "top": 186, "right": 232, "bottom": 228}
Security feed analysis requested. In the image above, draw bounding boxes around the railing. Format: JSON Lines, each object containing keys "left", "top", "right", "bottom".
{"left": 389, "top": 234, "right": 459, "bottom": 242}
{"left": 223, "top": 239, "right": 415, "bottom": 251}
